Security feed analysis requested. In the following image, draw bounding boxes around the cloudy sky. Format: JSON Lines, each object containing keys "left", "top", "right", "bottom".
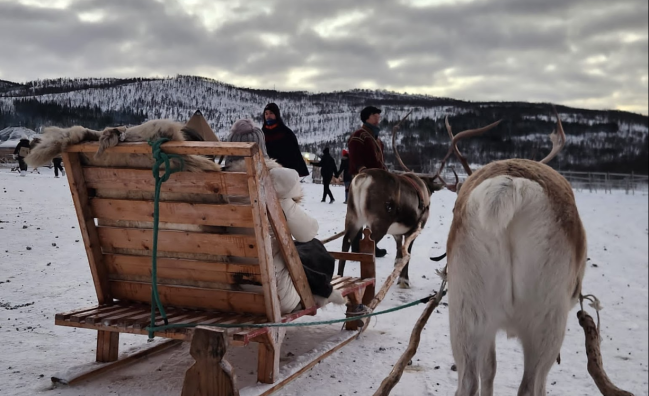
{"left": 0, "top": 0, "right": 647, "bottom": 114}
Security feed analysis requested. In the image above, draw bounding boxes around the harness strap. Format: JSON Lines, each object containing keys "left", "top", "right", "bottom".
{"left": 399, "top": 174, "right": 428, "bottom": 210}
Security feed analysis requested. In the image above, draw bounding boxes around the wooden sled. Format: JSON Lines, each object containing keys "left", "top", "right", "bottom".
{"left": 53, "top": 140, "right": 378, "bottom": 395}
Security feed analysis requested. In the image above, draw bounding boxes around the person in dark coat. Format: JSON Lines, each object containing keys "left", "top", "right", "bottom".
{"left": 347, "top": 106, "right": 388, "bottom": 257}
{"left": 311, "top": 147, "right": 339, "bottom": 203}
{"left": 262, "top": 103, "right": 309, "bottom": 177}
{"left": 13, "top": 138, "right": 30, "bottom": 176}
{"left": 338, "top": 149, "right": 352, "bottom": 204}
{"left": 347, "top": 106, "right": 387, "bottom": 176}
{"left": 52, "top": 155, "right": 65, "bottom": 178}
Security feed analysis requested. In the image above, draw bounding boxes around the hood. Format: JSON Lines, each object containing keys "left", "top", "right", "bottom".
{"left": 269, "top": 167, "right": 303, "bottom": 200}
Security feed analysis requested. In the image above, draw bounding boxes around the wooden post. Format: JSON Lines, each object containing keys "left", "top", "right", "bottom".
{"left": 182, "top": 327, "right": 239, "bottom": 396}
{"left": 96, "top": 330, "right": 119, "bottom": 363}
{"left": 359, "top": 228, "right": 376, "bottom": 306}
{"left": 256, "top": 328, "right": 285, "bottom": 384}
{"left": 345, "top": 228, "right": 375, "bottom": 331}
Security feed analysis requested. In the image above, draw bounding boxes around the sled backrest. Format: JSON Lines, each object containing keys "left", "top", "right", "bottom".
{"left": 62, "top": 141, "right": 315, "bottom": 323}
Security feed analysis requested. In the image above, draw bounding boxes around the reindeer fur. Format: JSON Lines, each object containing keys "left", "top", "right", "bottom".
{"left": 25, "top": 119, "right": 219, "bottom": 173}
{"left": 338, "top": 169, "right": 443, "bottom": 287}
{"left": 447, "top": 160, "right": 586, "bottom": 396}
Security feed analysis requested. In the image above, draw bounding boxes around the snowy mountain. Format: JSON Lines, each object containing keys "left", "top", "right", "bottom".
{"left": 0, "top": 75, "right": 647, "bottom": 173}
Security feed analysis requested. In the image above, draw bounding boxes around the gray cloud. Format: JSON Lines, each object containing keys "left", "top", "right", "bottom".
{"left": 0, "top": 0, "right": 646, "bottom": 114}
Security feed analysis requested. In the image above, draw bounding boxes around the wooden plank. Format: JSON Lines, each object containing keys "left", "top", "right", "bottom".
{"left": 90, "top": 198, "right": 254, "bottom": 228}
{"left": 62, "top": 152, "right": 112, "bottom": 304}
{"left": 68, "top": 141, "right": 256, "bottom": 157}
{"left": 104, "top": 254, "right": 262, "bottom": 285}
{"left": 109, "top": 281, "right": 267, "bottom": 315}
{"left": 328, "top": 251, "right": 374, "bottom": 263}
{"left": 69, "top": 305, "right": 126, "bottom": 323}
{"left": 55, "top": 305, "right": 101, "bottom": 321}
{"left": 54, "top": 319, "right": 191, "bottom": 340}
{"left": 85, "top": 306, "right": 136, "bottom": 325}
{"left": 331, "top": 276, "right": 352, "bottom": 287}
{"left": 244, "top": 155, "right": 282, "bottom": 323}
{"left": 97, "top": 227, "right": 258, "bottom": 258}
{"left": 255, "top": 156, "right": 316, "bottom": 311}
{"left": 52, "top": 340, "right": 182, "bottom": 385}
{"left": 83, "top": 167, "right": 249, "bottom": 196}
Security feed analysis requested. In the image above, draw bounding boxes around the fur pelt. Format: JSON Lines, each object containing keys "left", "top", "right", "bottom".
{"left": 25, "top": 119, "right": 220, "bottom": 172}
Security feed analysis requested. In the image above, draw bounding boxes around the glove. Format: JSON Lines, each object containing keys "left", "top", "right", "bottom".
{"left": 13, "top": 154, "right": 17, "bottom": 159}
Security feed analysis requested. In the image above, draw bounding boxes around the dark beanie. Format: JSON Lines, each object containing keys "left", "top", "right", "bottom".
{"left": 360, "top": 106, "right": 381, "bottom": 122}
{"left": 263, "top": 103, "right": 282, "bottom": 121}
{"left": 323, "top": 147, "right": 329, "bottom": 154}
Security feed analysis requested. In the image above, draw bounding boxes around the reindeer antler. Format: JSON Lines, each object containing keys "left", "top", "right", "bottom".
{"left": 540, "top": 105, "right": 566, "bottom": 164}
{"left": 392, "top": 110, "right": 414, "bottom": 172}
{"left": 433, "top": 117, "right": 502, "bottom": 184}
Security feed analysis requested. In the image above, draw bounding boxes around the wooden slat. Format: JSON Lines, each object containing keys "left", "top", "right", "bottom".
{"left": 109, "top": 281, "right": 267, "bottom": 315}
{"left": 245, "top": 154, "right": 282, "bottom": 323}
{"left": 97, "top": 227, "right": 258, "bottom": 258}
{"left": 69, "top": 305, "right": 126, "bottom": 323}
{"left": 55, "top": 305, "right": 100, "bottom": 321}
{"left": 83, "top": 167, "right": 249, "bottom": 196}
{"left": 104, "top": 254, "right": 262, "bottom": 285}
{"left": 67, "top": 141, "right": 257, "bottom": 157}
{"left": 90, "top": 198, "right": 254, "bottom": 228}
{"left": 62, "top": 152, "right": 112, "bottom": 303}
{"left": 255, "top": 156, "right": 316, "bottom": 311}
{"left": 330, "top": 276, "right": 352, "bottom": 287}
{"left": 85, "top": 306, "right": 135, "bottom": 325}
{"left": 328, "top": 251, "right": 375, "bottom": 263}
{"left": 99, "top": 306, "right": 150, "bottom": 326}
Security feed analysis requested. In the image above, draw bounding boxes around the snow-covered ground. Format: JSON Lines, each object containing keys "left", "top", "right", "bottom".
{"left": 1, "top": 167, "right": 647, "bottom": 396}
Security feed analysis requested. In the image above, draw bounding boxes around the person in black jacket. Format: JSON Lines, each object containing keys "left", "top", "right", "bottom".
{"left": 261, "top": 103, "right": 309, "bottom": 177}
{"left": 338, "top": 149, "right": 352, "bottom": 204}
{"left": 13, "top": 138, "right": 30, "bottom": 176}
{"left": 311, "top": 147, "right": 339, "bottom": 203}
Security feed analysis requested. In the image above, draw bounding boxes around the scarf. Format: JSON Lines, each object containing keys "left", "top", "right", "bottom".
{"left": 363, "top": 122, "right": 381, "bottom": 138}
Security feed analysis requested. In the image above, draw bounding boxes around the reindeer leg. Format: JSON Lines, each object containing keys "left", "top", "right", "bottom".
{"left": 396, "top": 227, "right": 421, "bottom": 289}
{"left": 398, "top": 238, "right": 415, "bottom": 289}
{"left": 338, "top": 226, "right": 362, "bottom": 276}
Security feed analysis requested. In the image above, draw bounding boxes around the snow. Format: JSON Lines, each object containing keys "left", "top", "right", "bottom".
{"left": 0, "top": 167, "right": 647, "bottom": 396}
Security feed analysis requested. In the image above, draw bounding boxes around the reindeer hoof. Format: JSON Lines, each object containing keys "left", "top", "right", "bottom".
{"left": 398, "top": 278, "right": 411, "bottom": 289}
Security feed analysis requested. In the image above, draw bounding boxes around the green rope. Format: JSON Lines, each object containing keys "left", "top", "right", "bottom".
{"left": 148, "top": 138, "right": 185, "bottom": 339}
{"left": 145, "top": 293, "right": 443, "bottom": 333}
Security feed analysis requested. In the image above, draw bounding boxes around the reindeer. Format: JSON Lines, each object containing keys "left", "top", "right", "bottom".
{"left": 438, "top": 108, "right": 586, "bottom": 396}
{"left": 337, "top": 112, "right": 502, "bottom": 288}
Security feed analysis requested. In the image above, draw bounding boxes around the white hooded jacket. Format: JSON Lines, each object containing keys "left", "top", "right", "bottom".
{"left": 228, "top": 159, "right": 319, "bottom": 313}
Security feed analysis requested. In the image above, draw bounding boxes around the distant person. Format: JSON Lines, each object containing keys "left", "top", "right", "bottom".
{"left": 347, "top": 106, "right": 388, "bottom": 258}
{"left": 261, "top": 103, "right": 309, "bottom": 177}
{"left": 13, "top": 138, "right": 30, "bottom": 176}
{"left": 52, "top": 155, "right": 65, "bottom": 178}
{"left": 311, "top": 147, "right": 339, "bottom": 203}
{"left": 338, "top": 149, "right": 352, "bottom": 204}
